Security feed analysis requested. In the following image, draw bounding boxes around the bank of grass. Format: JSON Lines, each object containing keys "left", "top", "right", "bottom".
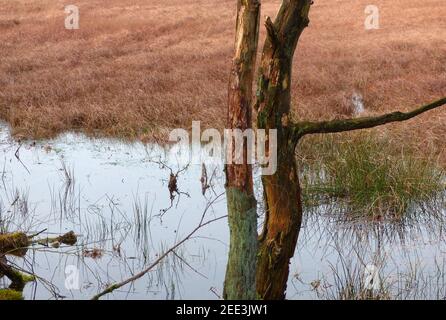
{"left": 299, "top": 133, "right": 446, "bottom": 218}
{"left": 0, "top": 0, "right": 445, "bottom": 149}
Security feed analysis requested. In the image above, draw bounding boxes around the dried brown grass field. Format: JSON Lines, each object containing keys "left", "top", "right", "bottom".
{"left": 0, "top": 0, "right": 445, "bottom": 160}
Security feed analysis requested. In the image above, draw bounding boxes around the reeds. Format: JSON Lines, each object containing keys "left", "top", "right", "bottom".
{"left": 299, "top": 133, "right": 445, "bottom": 218}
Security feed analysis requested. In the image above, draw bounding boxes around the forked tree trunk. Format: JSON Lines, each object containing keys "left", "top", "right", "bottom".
{"left": 254, "top": 0, "right": 312, "bottom": 300}
{"left": 225, "top": 0, "right": 445, "bottom": 301}
{"left": 223, "top": 0, "right": 261, "bottom": 300}
{"left": 224, "top": 0, "right": 312, "bottom": 300}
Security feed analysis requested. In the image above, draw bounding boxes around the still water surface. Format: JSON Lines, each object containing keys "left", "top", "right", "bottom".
{"left": 1, "top": 123, "right": 445, "bottom": 299}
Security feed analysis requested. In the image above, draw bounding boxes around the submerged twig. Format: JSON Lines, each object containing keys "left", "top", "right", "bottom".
{"left": 150, "top": 158, "right": 191, "bottom": 217}
{"left": 14, "top": 143, "right": 30, "bottom": 174}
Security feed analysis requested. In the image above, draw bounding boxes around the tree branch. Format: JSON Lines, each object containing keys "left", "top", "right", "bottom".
{"left": 292, "top": 97, "right": 446, "bottom": 141}
{"left": 272, "top": 0, "right": 312, "bottom": 52}
{"left": 91, "top": 194, "right": 226, "bottom": 300}
{"left": 265, "top": 16, "right": 280, "bottom": 47}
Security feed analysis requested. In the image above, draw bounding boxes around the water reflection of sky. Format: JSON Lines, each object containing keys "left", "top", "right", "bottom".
{"left": 1, "top": 122, "right": 445, "bottom": 300}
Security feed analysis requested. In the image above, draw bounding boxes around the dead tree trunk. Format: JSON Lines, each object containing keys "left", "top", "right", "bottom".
{"left": 223, "top": 0, "right": 261, "bottom": 300}
{"left": 252, "top": 0, "right": 445, "bottom": 300}
{"left": 254, "top": 0, "right": 312, "bottom": 300}
{"left": 224, "top": 0, "right": 446, "bottom": 300}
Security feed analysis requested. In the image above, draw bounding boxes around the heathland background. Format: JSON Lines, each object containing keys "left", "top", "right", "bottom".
{"left": 0, "top": 0, "right": 445, "bottom": 160}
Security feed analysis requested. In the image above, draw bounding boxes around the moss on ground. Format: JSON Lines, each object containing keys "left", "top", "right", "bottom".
{"left": 0, "top": 289, "right": 24, "bottom": 300}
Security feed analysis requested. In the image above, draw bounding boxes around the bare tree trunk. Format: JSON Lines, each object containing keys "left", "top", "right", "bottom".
{"left": 256, "top": 142, "right": 303, "bottom": 300}
{"left": 223, "top": 0, "right": 261, "bottom": 300}
{"left": 225, "top": 0, "right": 445, "bottom": 301}
{"left": 254, "top": 0, "right": 312, "bottom": 300}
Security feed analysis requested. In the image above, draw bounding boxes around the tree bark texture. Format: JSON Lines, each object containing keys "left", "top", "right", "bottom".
{"left": 224, "top": 0, "right": 261, "bottom": 300}
{"left": 254, "top": 0, "right": 312, "bottom": 300}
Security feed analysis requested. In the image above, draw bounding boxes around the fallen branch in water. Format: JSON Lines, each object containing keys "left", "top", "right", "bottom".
{"left": 0, "top": 230, "right": 78, "bottom": 256}
{"left": 0, "top": 254, "right": 35, "bottom": 300}
{"left": 0, "top": 257, "right": 35, "bottom": 291}
{"left": 0, "top": 230, "right": 78, "bottom": 300}
{"left": 34, "top": 230, "right": 78, "bottom": 247}
{"left": 0, "top": 232, "right": 29, "bottom": 257}
{"left": 91, "top": 193, "right": 226, "bottom": 300}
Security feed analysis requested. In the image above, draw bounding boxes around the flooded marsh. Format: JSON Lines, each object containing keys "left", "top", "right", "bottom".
{"left": 1, "top": 123, "right": 445, "bottom": 300}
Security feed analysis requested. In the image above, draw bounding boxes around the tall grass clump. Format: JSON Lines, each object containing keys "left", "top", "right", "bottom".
{"left": 320, "top": 261, "right": 391, "bottom": 300}
{"left": 299, "top": 133, "right": 445, "bottom": 218}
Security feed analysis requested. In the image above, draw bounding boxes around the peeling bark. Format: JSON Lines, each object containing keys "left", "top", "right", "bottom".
{"left": 256, "top": 144, "right": 303, "bottom": 299}
{"left": 226, "top": 0, "right": 445, "bottom": 300}
{"left": 223, "top": 0, "right": 261, "bottom": 300}
{"left": 254, "top": 0, "right": 312, "bottom": 300}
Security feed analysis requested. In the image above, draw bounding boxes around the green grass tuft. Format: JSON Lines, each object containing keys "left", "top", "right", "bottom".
{"left": 299, "top": 133, "right": 445, "bottom": 218}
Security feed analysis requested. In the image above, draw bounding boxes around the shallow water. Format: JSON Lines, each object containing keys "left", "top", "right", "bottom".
{"left": 1, "top": 123, "right": 445, "bottom": 300}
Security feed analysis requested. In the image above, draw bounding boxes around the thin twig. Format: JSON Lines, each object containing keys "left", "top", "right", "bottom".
{"left": 91, "top": 194, "right": 226, "bottom": 300}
